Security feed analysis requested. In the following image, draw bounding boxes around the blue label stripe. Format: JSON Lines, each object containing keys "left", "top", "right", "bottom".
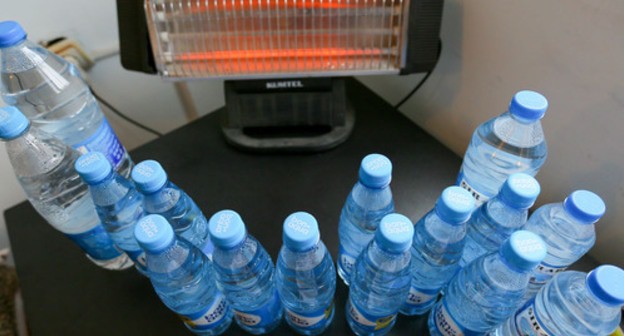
{"left": 234, "top": 290, "right": 281, "bottom": 328}
{"left": 181, "top": 294, "right": 229, "bottom": 331}
{"left": 286, "top": 302, "right": 333, "bottom": 331}
{"left": 432, "top": 300, "right": 481, "bottom": 336}
{"left": 348, "top": 297, "right": 396, "bottom": 333}
{"left": 65, "top": 225, "right": 122, "bottom": 261}
{"left": 74, "top": 118, "right": 126, "bottom": 168}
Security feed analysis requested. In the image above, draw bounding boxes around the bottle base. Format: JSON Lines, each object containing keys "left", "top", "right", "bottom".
{"left": 235, "top": 310, "right": 283, "bottom": 335}
{"left": 285, "top": 305, "right": 335, "bottom": 336}
{"left": 87, "top": 253, "right": 134, "bottom": 270}
{"left": 186, "top": 315, "right": 234, "bottom": 336}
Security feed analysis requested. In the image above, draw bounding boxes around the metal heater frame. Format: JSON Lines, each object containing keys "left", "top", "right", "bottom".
{"left": 116, "top": 0, "right": 443, "bottom": 151}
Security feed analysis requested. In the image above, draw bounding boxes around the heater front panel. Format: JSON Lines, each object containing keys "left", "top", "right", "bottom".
{"left": 145, "top": 0, "right": 410, "bottom": 78}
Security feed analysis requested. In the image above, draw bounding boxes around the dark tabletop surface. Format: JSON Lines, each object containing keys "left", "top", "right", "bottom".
{"left": 5, "top": 78, "right": 602, "bottom": 335}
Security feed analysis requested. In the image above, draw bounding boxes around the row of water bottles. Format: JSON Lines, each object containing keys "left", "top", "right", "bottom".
{"left": 1, "top": 19, "right": 622, "bottom": 336}
{"left": 335, "top": 90, "right": 623, "bottom": 335}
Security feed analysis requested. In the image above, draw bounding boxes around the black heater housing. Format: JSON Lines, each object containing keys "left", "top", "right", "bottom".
{"left": 116, "top": 0, "right": 444, "bottom": 152}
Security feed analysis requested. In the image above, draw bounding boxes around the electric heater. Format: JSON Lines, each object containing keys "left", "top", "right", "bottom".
{"left": 116, "top": 0, "right": 443, "bottom": 151}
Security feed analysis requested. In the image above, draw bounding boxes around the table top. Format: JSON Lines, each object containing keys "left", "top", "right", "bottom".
{"left": 3, "top": 78, "right": 539, "bottom": 335}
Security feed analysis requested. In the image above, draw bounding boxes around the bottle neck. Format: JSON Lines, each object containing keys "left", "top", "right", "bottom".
{"left": 496, "top": 249, "right": 533, "bottom": 274}
{"left": 433, "top": 207, "right": 468, "bottom": 226}
{"left": 561, "top": 203, "right": 596, "bottom": 226}
{"left": 5, "top": 126, "right": 69, "bottom": 178}
{"left": 508, "top": 110, "right": 541, "bottom": 125}
{"left": 491, "top": 194, "right": 528, "bottom": 213}
{"left": 88, "top": 172, "right": 133, "bottom": 205}
{"left": 0, "top": 39, "right": 49, "bottom": 73}
{"left": 2, "top": 123, "right": 30, "bottom": 142}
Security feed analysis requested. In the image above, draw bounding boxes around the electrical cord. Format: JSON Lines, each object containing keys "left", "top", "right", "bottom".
{"left": 393, "top": 39, "right": 443, "bottom": 110}
{"left": 89, "top": 85, "right": 164, "bottom": 137}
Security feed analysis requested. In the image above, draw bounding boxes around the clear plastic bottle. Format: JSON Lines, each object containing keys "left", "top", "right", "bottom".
{"left": 0, "top": 106, "right": 131, "bottom": 270}
{"left": 346, "top": 213, "right": 413, "bottom": 336}
{"left": 460, "top": 173, "right": 540, "bottom": 267}
{"left": 338, "top": 153, "right": 394, "bottom": 285}
{"left": 494, "top": 265, "right": 624, "bottom": 336}
{"left": 428, "top": 230, "right": 547, "bottom": 336}
{"left": 75, "top": 151, "right": 147, "bottom": 273}
{"left": 208, "top": 210, "right": 283, "bottom": 334}
{"left": 276, "top": 212, "right": 336, "bottom": 336}
{"left": 522, "top": 190, "right": 606, "bottom": 300}
{"left": 134, "top": 214, "right": 233, "bottom": 335}
{"left": 0, "top": 21, "right": 133, "bottom": 176}
{"left": 400, "top": 186, "right": 475, "bottom": 316}
{"left": 131, "top": 160, "right": 213, "bottom": 259}
{"left": 457, "top": 91, "right": 548, "bottom": 206}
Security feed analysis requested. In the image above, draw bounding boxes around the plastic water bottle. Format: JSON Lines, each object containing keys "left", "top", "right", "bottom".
{"left": 400, "top": 186, "right": 474, "bottom": 316}
{"left": 75, "top": 151, "right": 147, "bottom": 273}
{"left": 276, "top": 212, "right": 336, "bottom": 335}
{"left": 460, "top": 173, "right": 540, "bottom": 267}
{"left": 0, "top": 21, "right": 133, "bottom": 176}
{"left": 346, "top": 213, "right": 413, "bottom": 336}
{"left": 338, "top": 153, "right": 394, "bottom": 285}
{"left": 134, "top": 214, "right": 233, "bottom": 335}
{"left": 131, "top": 160, "right": 213, "bottom": 259}
{"left": 494, "top": 265, "right": 624, "bottom": 336}
{"left": 0, "top": 106, "right": 131, "bottom": 270}
{"left": 428, "top": 230, "right": 547, "bottom": 336}
{"left": 457, "top": 91, "right": 548, "bottom": 206}
{"left": 208, "top": 210, "right": 283, "bottom": 334}
{"left": 522, "top": 189, "right": 605, "bottom": 300}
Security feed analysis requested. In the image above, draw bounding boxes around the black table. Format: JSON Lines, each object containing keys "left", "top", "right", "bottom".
{"left": 4, "top": 78, "right": 591, "bottom": 335}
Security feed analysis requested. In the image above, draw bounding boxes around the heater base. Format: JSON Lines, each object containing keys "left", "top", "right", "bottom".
{"left": 221, "top": 77, "right": 355, "bottom": 152}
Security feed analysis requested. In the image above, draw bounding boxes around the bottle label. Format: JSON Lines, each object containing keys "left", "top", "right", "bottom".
{"left": 347, "top": 296, "right": 396, "bottom": 333}
{"left": 404, "top": 286, "right": 439, "bottom": 308}
{"left": 65, "top": 225, "right": 122, "bottom": 261}
{"left": 456, "top": 173, "right": 490, "bottom": 206}
{"left": 530, "top": 262, "right": 567, "bottom": 285}
{"left": 126, "top": 249, "right": 147, "bottom": 268}
{"left": 234, "top": 290, "right": 281, "bottom": 328}
{"left": 74, "top": 118, "right": 127, "bottom": 169}
{"left": 338, "top": 245, "right": 357, "bottom": 278}
{"left": 431, "top": 301, "right": 481, "bottom": 336}
{"left": 513, "top": 298, "right": 553, "bottom": 336}
{"left": 180, "top": 293, "right": 229, "bottom": 331}
{"left": 285, "top": 302, "right": 333, "bottom": 331}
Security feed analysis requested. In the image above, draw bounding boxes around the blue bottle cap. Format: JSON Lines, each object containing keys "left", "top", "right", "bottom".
{"left": 435, "top": 186, "right": 475, "bottom": 224}
{"left": 586, "top": 265, "right": 624, "bottom": 306}
{"left": 500, "top": 230, "right": 547, "bottom": 271}
{"left": 375, "top": 213, "right": 414, "bottom": 253}
{"left": 282, "top": 212, "right": 320, "bottom": 252}
{"left": 508, "top": 90, "right": 548, "bottom": 121}
{"left": 75, "top": 152, "right": 112, "bottom": 185}
{"left": 0, "top": 21, "right": 27, "bottom": 48}
{"left": 208, "top": 210, "right": 247, "bottom": 249}
{"left": 0, "top": 106, "right": 29, "bottom": 140}
{"left": 563, "top": 190, "right": 606, "bottom": 224}
{"left": 499, "top": 173, "right": 541, "bottom": 209}
{"left": 358, "top": 153, "right": 392, "bottom": 188}
{"left": 134, "top": 214, "right": 175, "bottom": 252}
{"left": 131, "top": 160, "right": 168, "bottom": 194}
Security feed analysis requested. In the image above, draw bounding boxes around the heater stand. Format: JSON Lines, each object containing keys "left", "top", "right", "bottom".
{"left": 221, "top": 77, "right": 354, "bottom": 152}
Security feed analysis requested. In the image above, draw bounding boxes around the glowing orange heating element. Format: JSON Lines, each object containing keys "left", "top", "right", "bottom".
{"left": 146, "top": 0, "right": 407, "bottom": 77}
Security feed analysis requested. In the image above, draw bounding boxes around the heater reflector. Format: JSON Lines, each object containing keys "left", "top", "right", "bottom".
{"left": 145, "top": 0, "right": 410, "bottom": 78}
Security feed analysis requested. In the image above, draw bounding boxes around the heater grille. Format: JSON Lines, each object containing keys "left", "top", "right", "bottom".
{"left": 145, "top": 0, "right": 410, "bottom": 78}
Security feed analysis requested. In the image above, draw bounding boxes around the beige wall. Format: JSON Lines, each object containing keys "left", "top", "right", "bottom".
{"left": 360, "top": 0, "right": 624, "bottom": 266}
